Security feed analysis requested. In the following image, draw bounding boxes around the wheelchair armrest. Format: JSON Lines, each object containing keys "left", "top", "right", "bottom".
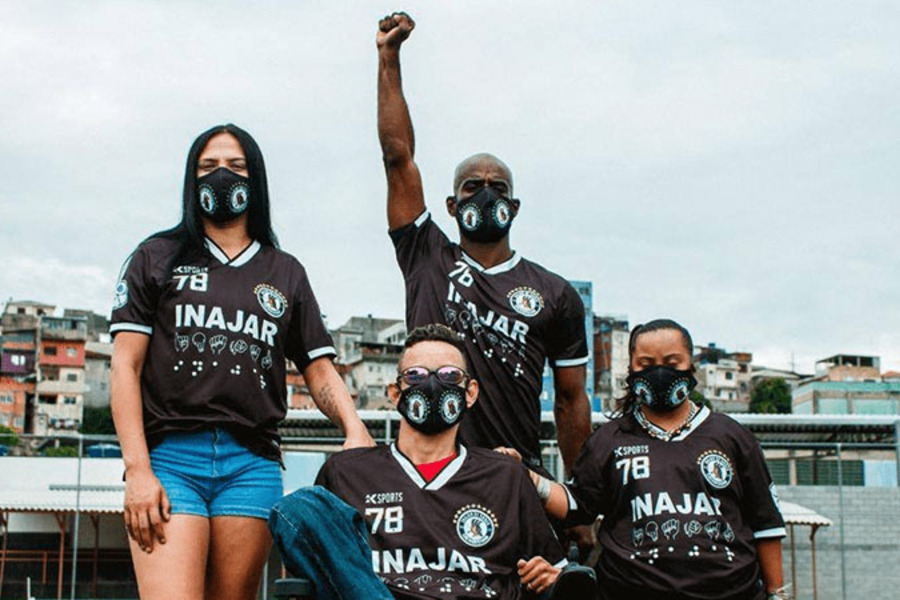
{"left": 274, "top": 577, "right": 315, "bottom": 599}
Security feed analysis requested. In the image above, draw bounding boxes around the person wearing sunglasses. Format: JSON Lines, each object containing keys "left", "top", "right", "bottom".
{"left": 268, "top": 324, "right": 597, "bottom": 600}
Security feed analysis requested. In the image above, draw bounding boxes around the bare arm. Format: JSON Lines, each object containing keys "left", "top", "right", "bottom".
{"left": 756, "top": 538, "right": 785, "bottom": 595}
{"left": 303, "top": 357, "right": 374, "bottom": 449}
{"left": 553, "top": 365, "right": 592, "bottom": 474}
{"left": 377, "top": 12, "right": 426, "bottom": 230}
{"left": 110, "top": 332, "right": 169, "bottom": 553}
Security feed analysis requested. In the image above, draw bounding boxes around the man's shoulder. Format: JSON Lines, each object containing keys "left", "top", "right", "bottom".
{"left": 324, "top": 445, "right": 391, "bottom": 471}
{"left": 516, "top": 256, "right": 577, "bottom": 296}
{"left": 465, "top": 447, "right": 530, "bottom": 479}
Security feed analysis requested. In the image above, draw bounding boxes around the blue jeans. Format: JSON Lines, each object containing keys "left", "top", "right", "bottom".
{"left": 151, "top": 428, "right": 283, "bottom": 520}
{"left": 268, "top": 486, "right": 394, "bottom": 600}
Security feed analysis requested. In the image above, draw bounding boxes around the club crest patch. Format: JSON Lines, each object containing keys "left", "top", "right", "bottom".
{"left": 113, "top": 280, "right": 129, "bottom": 310}
{"left": 492, "top": 199, "right": 511, "bottom": 227}
{"left": 698, "top": 450, "right": 734, "bottom": 489}
{"left": 229, "top": 182, "right": 250, "bottom": 213}
{"left": 440, "top": 390, "right": 464, "bottom": 424}
{"left": 507, "top": 286, "right": 544, "bottom": 318}
{"left": 405, "top": 391, "right": 429, "bottom": 424}
{"left": 254, "top": 284, "right": 287, "bottom": 318}
{"left": 454, "top": 505, "right": 497, "bottom": 548}
{"left": 198, "top": 184, "right": 216, "bottom": 215}
{"left": 459, "top": 204, "right": 482, "bottom": 231}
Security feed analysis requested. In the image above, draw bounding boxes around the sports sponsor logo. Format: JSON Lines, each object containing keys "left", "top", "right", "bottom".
{"left": 507, "top": 286, "right": 544, "bottom": 318}
{"left": 454, "top": 505, "right": 497, "bottom": 548}
{"left": 698, "top": 450, "right": 734, "bottom": 489}
{"left": 254, "top": 284, "right": 287, "bottom": 319}
{"left": 113, "top": 280, "right": 128, "bottom": 310}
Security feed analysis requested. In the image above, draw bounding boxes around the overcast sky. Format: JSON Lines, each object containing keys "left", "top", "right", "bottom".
{"left": 1, "top": 1, "right": 897, "bottom": 373}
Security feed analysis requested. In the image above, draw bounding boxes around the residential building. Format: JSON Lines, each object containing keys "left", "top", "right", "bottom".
{"left": 540, "top": 280, "right": 596, "bottom": 411}
{"left": 793, "top": 354, "right": 899, "bottom": 415}
{"left": 83, "top": 341, "right": 113, "bottom": 409}
{"left": 693, "top": 343, "right": 753, "bottom": 412}
{"left": 331, "top": 316, "right": 406, "bottom": 410}
{"left": 0, "top": 301, "right": 88, "bottom": 434}
{"left": 593, "top": 314, "right": 629, "bottom": 412}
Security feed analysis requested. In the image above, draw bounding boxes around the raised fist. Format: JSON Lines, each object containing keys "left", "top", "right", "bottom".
{"left": 377, "top": 12, "right": 415, "bottom": 50}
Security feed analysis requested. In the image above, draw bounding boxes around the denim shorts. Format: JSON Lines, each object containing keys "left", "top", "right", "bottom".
{"left": 150, "top": 428, "right": 283, "bottom": 520}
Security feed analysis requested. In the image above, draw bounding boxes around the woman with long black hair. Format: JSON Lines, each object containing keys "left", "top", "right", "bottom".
{"left": 110, "top": 124, "right": 374, "bottom": 599}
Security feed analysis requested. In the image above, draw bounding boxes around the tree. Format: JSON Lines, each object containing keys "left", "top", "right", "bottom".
{"left": 690, "top": 390, "right": 713, "bottom": 411}
{"left": 81, "top": 406, "right": 117, "bottom": 435}
{"left": 0, "top": 425, "right": 18, "bottom": 447}
{"left": 750, "top": 377, "right": 792, "bottom": 414}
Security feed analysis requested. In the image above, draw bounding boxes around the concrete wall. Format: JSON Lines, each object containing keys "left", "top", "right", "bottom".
{"left": 779, "top": 485, "right": 900, "bottom": 600}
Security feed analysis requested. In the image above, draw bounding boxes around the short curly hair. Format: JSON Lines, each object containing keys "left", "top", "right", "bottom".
{"left": 401, "top": 323, "right": 468, "bottom": 370}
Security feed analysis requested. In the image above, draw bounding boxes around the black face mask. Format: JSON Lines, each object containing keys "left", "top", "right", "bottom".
{"left": 627, "top": 365, "right": 698, "bottom": 413}
{"left": 196, "top": 167, "right": 251, "bottom": 223}
{"left": 454, "top": 187, "right": 515, "bottom": 243}
{"left": 397, "top": 374, "right": 467, "bottom": 434}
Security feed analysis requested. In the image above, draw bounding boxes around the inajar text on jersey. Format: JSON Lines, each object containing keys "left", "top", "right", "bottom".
{"left": 446, "top": 281, "right": 529, "bottom": 345}
{"left": 175, "top": 303, "right": 278, "bottom": 347}
{"left": 373, "top": 547, "right": 490, "bottom": 575}
{"left": 631, "top": 491, "right": 723, "bottom": 522}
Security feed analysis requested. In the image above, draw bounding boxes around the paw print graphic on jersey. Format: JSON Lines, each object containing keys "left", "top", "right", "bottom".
{"left": 229, "top": 339, "right": 248, "bottom": 355}
{"left": 723, "top": 523, "right": 735, "bottom": 543}
{"left": 191, "top": 332, "right": 206, "bottom": 352}
{"left": 261, "top": 350, "right": 273, "bottom": 370}
{"left": 632, "top": 527, "right": 644, "bottom": 547}
{"left": 209, "top": 334, "right": 227, "bottom": 355}
{"left": 174, "top": 333, "right": 190, "bottom": 352}
{"left": 250, "top": 344, "right": 261, "bottom": 362}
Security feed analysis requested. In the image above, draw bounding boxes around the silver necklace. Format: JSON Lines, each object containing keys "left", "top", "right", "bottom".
{"left": 634, "top": 402, "right": 699, "bottom": 442}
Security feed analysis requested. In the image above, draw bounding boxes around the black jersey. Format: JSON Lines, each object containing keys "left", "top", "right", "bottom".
{"left": 391, "top": 213, "right": 588, "bottom": 470}
{"left": 565, "top": 407, "right": 785, "bottom": 600}
{"left": 317, "top": 444, "right": 566, "bottom": 600}
{"left": 110, "top": 236, "right": 335, "bottom": 460}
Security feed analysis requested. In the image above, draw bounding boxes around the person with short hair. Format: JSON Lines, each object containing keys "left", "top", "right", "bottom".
{"left": 376, "top": 11, "right": 592, "bottom": 478}
{"left": 110, "top": 124, "right": 374, "bottom": 599}
{"left": 527, "top": 319, "right": 788, "bottom": 600}
{"left": 269, "top": 324, "right": 592, "bottom": 600}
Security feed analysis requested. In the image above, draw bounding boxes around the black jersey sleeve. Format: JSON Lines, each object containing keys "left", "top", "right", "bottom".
{"left": 389, "top": 211, "right": 451, "bottom": 280}
{"left": 564, "top": 430, "right": 611, "bottom": 527}
{"left": 546, "top": 282, "right": 589, "bottom": 369}
{"left": 735, "top": 429, "right": 786, "bottom": 539}
{"left": 109, "top": 243, "right": 162, "bottom": 337}
{"left": 517, "top": 466, "right": 567, "bottom": 567}
{"left": 285, "top": 263, "right": 336, "bottom": 372}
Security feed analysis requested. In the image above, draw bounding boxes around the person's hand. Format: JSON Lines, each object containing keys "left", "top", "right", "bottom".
{"left": 493, "top": 446, "right": 523, "bottom": 462}
{"left": 377, "top": 12, "right": 415, "bottom": 51}
{"left": 123, "top": 466, "right": 170, "bottom": 553}
{"left": 343, "top": 425, "right": 376, "bottom": 450}
{"left": 518, "top": 556, "right": 561, "bottom": 595}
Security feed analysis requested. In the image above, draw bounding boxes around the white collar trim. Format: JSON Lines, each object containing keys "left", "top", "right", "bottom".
{"left": 205, "top": 238, "right": 261, "bottom": 267}
{"left": 670, "top": 405, "right": 711, "bottom": 441}
{"left": 390, "top": 443, "right": 468, "bottom": 491}
{"left": 460, "top": 250, "right": 521, "bottom": 275}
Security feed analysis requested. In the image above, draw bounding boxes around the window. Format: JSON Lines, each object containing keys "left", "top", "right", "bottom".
{"left": 63, "top": 396, "right": 78, "bottom": 405}
{"left": 725, "top": 372, "right": 734, "bottom": 381}
{"left": 11, "top": 354, "right": 26, "bottom": 367}
{"left": 44, "top": 346, "right": 58, "bottom": 356}
{"left": 39, "top": 395, "right": 57, "bottom": 405}
{"left": 796, "top": 459, "right": 864, "bottom": 486}
{"left": 66, "top": 348, "right": 77, "bottom": 358}
{"left": 66, "top": 373, "right": 78, "bottom": 382}
{"left": 0, "top": 394, "right": 14, "bottom": 404}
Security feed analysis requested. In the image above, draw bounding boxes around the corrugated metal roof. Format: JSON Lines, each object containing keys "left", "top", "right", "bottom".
{"left": 780, "top": 501, "right": 832, "bottom": 527}
{"left": 0, "top": 489, "right": 123, "bottom": 513}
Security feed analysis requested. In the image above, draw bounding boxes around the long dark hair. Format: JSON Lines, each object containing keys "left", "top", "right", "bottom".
{"left": 612, "top": 318, "right": 695, "bottom": 418}
{"left": 150, "top": 124, "right": 279, "bottom": 269}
